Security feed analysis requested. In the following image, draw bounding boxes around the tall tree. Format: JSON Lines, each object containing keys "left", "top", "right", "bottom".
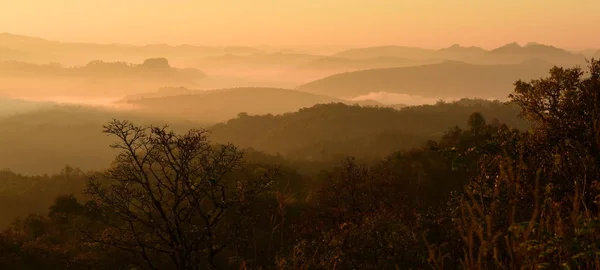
{"left": 85, "top": 120, "right": 273, "bottom": 269}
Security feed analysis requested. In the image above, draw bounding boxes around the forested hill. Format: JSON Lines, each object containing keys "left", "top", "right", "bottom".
{"left": 122, "top": 87, "right": 392, "bottom": 123}
{"left": 209, "top": 99, "right": 527, "bottom": 161}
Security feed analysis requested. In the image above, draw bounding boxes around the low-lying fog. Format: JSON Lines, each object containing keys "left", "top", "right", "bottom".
{"left": 0, "top": 90, "right": 467, "bottom": 121}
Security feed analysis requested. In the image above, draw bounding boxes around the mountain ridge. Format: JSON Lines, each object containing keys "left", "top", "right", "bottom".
{"left": 298, "top": 60, "right": 552, "bottom": 99}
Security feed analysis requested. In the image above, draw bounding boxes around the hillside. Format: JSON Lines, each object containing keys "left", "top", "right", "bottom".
{"left": 209, "top": 99, "right": 527, "bottom": 161}
{"left": 124, "top": 87, "right": 340, "bottom": 122}
{"left": 490, "top": 42, "right": 572, "bottom": 56}
{"left": 0, "top": 33, "right": 263, "bottom": 56}
{"left": 330, "top": 42, "right": 586, "bottom": 66}
{"left": 297, "top": 56, "right": 423, "bottom": 70}
{"left": 277, "top": 56, "right": 436, "bottom": 84}
{"left": 0, "top": 33, "right": 264, "bottom": 66}
{"left": 123, "top": 86, "right": 198, "bottom": 100}
{"left": 197, "top": 52, "right": 321, "bottom": 68}
{"left": 438, "top": 44, "right": 487, "bottom": 54}
{"left": 0, "top": 58, "right": 205, "bottom": 78}
{"left": 0, "top": 58, "right": 207, "bottom": 97}
{"left": 0, "top": 46, "right": 26, "bottom": 61}
{"left": 0, "top": 105, "right": 206, "bottom": 175}
{"left": 466, "top": 42, "right": 585, "bottom": 65}
{"left": 0, "top": 98, "right": 525, "bottom": 175}
{"left": 331, "top": 46, "right": 439, "bottom": 60}
{"left": 298, "top": 60, "right": 551, "bottom": 99}
{"left": 123, "top": 87, "right": 389, "bottom": 123}
{"left": 437, "top": 44, "right": 487, "bottom": 59}
{"left": 187, "top": 52, "right": 324, "bottom": 85}
{"left": 0, "top": 98, "right": 55, "bottom": 118}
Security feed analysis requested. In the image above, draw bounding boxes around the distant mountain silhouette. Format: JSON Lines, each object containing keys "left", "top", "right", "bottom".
{"left": 490, "top": 42, "right": 573, "bottom": 56}
{"left": 329, "top": 42, "right": 585, "bottom": 66}
{"left": 123, "top": 87, "right": 389, "bottom": 123}
{"left": 0, "top": 46, "right": 26, "bottom": 61}
{"left": 122, "top": 86, "right": 399, "bottom": 123}
{"left": 439, "top": 44, "right": 487, "bottom": 54}
{"left": 0, "top": 33, "right": 263, "bottom": 56}
{"left": 196, "top": 52, "right": 321, "bottom": 69}
{"left": 277, "top": 56, "right": 437, "bottom": 84}
{"left": 298, "top": 60, "right": 552, "bottom": 99}
{"left": 0, "top": 33, "right": 266, "bottom": 66}
{"left": 475, "top": 42, "right": 586, "bottom": 66}
{"left": 437, "top": 44, "right": 488, "bottom": 60}
{"left": 0, "top": 58, "right": 207, "bottom": 97}
{"left": 576, "top": 48, "right": 599, "bottom": 57}
{"left": 0, "top": 58, "right": 205, "bottom": 79}
{"left": 1, "top": 32, "right": 589, "bottom": 91}
{"left": 0, "top": 33, "right": 54, "bottom": 47}
{"left": 489, "top": 42, "right": 522, "bottom": 54}
{"left": 296, "top": 56, "right": 423, "bottom": 70}
{"left": 182, "top": 52, "right": 325, "bottom": 87}
{"left": 331, "top": 46, "right": 438, "bottom": 60}
{"left": 123, "top": 86, "right": 197, "bottom": 100}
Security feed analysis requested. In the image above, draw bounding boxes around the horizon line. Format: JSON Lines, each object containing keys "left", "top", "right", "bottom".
{"left": 2, "top": 32, "right": 596, "bottom": 52}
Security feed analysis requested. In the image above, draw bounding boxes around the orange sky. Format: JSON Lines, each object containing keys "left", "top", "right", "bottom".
{"left": 1, "top": 0, "right": 599, "bottom": 49}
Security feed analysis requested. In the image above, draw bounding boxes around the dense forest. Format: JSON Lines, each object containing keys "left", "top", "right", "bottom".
{"left": 0, "top": 98, "right": 521, "bottom": 175}
{"left": 0, "top": 60, "right": 599, "bottom": 269}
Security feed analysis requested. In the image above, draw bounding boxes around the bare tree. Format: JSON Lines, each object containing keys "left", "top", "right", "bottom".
{"left": 85, "top": 120, "right": 273, "bottom": 270}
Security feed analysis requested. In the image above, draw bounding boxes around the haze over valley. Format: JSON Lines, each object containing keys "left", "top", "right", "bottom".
{"left": 1, "top": 32, "right": 594, "bottom": 113}
{"left": 1, "top": 31, "right": 593, "bottom": 174}
{"left": 1, "top": 1, "right": 600, "bottom": 269}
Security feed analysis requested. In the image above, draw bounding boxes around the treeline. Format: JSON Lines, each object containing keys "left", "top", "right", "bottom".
{"left": 0, "top": 99, "right": 522, "bottom": 175}
{"left": 211, "top": 98, "right": 527, "bottom": 160}
{"left": 0, "top": 60, "right": 599, "bottom": 269}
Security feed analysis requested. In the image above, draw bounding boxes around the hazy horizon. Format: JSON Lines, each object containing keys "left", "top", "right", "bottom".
{"left": 2, "top": 0, "right": 600, "bottom": 49}
{"left": 2, "top": 31, "right": 595, "bottom": 52}
{"left": 2, "top": 3, "right": 600, "bottom": 269}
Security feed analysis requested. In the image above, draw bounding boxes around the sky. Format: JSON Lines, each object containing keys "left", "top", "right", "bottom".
{"left": 1, "top": 0, "right": 599, "bottom": 49}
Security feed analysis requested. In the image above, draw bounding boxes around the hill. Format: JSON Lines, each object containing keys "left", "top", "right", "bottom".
{"left": 0, "top": 46, "right": 26, "bottom": 61}
{"left": 437, "top": 44, "right": 487, "bottom": 59}
{"left": 298, "top": 60, "right": 551, "bottom": 99}
{"left": 464, "top": 42, "right": 586, "bottom": 66}
{"left": 0, "top": 58, "right": 206, "bottom": 97}
{"left": 297, "top": 56, "right": 423, "bottom": 70}
{"left": 0, "top": 105, "right": 206, "bottom": 175}
{"left": 209, "top": 99, "right": 527, "bottom": 161}
{"left": 123, "top": 87, "right": 388, "bottom": 123}
{"left": 0, "top": 98, "right": 55, "bottom": 118}
{"left": 187, "top": 52, "right": 323, "bottom": 85}
{"left": 439, "top": 44, "right": 487, "bottom": 54}
{"left": 331, "top": 46, "right": 439, "bottom": 60}
{"left": 490, "top": 42, "right": 571, "bottom": 56}
{"left": 197, "top": 52, "right": 321, "bottom": 68}
{"left": 0, "top": 33, "right": 264, "bottom": 66}
{"left": 278, "top": 56, "right": 435, "bottom": 84}
{"left": 0, "top": 98, "right": 523, "bottom": 175}
{"left": 329, "top": 42, "right": 585, "bottom": 66}
{"left": 0, "top": 33, "right": 263, "bottom": 56}
{"left": 0, "top": 58, "right": 205, "bottom": 78}
{"left": 123, "top": 86, "right": 197, "bottom": 100}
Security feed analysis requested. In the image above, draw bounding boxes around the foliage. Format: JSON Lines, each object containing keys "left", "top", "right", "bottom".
{"left": 1, "top": 60, "right": 600, "bottom": 269}
{"left": 85, "top": 120, "right": 274, "bottom": 269}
